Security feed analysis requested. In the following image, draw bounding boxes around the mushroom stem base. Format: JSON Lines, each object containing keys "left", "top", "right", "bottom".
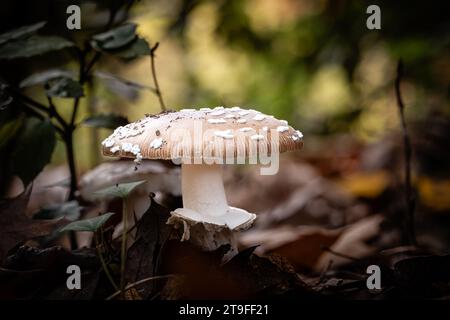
{"left": 167, "top": 211, "right": 238, "bottom": 255}
{"left": 171, "top": 164, "right": 256, "bottom": 255}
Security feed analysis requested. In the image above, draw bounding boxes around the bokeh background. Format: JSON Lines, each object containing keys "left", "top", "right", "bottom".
{"left": 1, "top": 0, "right": 448, "bottom": 171}
{"left": 1, "top": 0, "right": 450, "bottom": 299}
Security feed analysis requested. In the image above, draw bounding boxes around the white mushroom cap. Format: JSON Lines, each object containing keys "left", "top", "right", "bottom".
{"left": 100, "top": 107, "right": 304, "bottom": 255}
{"left": 101, "top": 107, "right": 303, "bottom": 163}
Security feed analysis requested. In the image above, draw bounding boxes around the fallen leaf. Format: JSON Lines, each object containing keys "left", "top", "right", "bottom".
{"left": 125, "top": 198, "right": 172, "bottom": 299}
{"left": 239, "top": 225, "right": 342, "bottom": 270}
{"left": 417, "top": 176, "right": 450, "bottom": 211}
{"left": 314, "top": 215, "right": 384, "bottom": 271}
{"left": 1, "top": 245, "right": 99, "bottom": 299}
{"left": 0, "top": 187, "right": 69, "bottom": 263}
{"left": 338, "top": 171, "right": 390, "bottom": 198}
{"left": 160, "top": 240, "right": 309, "bottom": 299}
{"left": 393, "top": 254, "right": 450, "bottom": 292}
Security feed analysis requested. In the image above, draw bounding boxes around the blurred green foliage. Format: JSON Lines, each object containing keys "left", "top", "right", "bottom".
{"left": 0, "top": 0, "right": 449, "bottom": 188}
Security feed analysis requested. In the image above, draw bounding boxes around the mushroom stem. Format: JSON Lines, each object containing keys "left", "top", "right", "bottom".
{"left": 169, "top": 164, "right": 255, "bottom": 256}
{"left": 181, "top": 164, "right": 228, "bottom": 217}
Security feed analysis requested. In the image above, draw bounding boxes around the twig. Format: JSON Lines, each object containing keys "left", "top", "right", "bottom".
{"left": 317, "top": 259, "right": 334, "bottom": 284}
{"left": 70, "top": 49, "right": 87, "bottom": 127}
{"left": 113, "top": 219, "right": 138, "bottom": 242}
{"left": 150, "top": 42, "right": 166, "bottom": 111}
{"left": 106, "top": 275, "right": 174, "bottom": 300}
{"left": 394, "top": 60, "right": 417, "bottom": 246}
{"left": 320, "top": 245, "right": 359, "bottom": 261}
{"left": 8, "top": 87, "right": 50, "bottom": 114}
{"left": 17, "top": 101, "right": 64, "bottom": 135}
{"left": 84, "top": 52, "right": 102, "bottom": 77}
{"left": 46, "top": 93, "right": 68, "bottom": 130}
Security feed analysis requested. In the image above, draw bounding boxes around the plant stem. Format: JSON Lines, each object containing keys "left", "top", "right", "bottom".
{"left": 46, "top": 93, "right": 68, "bottom": 129}
{"left": 96, "top": 232, "right": 119, "bottom": 292}
{"left": 65, "top": 130, "right": 77, "bottom": 200}
{"left": 10, "top": 87, "right": 50, "bottom": 113}
{"left": 64, "top": 48, "right": 87, "bottom": 203}
{"left": 106, "top": 275, "right": 173, "bottom": 300}
{"left": 64, "top": 129, "right": 78, "bottom": 249}
{"left": 150, "top": 43, "right": 166, "bottom": 111}
{"left": 394, "top": 60, "right": 417, "bottom": 246}
{"left": 120, "top": 197, "right": 128, "bottom": 298}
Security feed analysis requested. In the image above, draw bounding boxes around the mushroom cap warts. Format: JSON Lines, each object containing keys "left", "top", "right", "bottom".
{"left": 102, "top": 107, "right": 303, "bottom": 162}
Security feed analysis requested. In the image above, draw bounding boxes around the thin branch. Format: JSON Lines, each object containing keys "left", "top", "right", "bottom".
{"left": 46, "top": 94, "right": 68, "bottom": 130}
{"left": 106, "top": 275, "right": 174, "bottom": 300}
{"left": 394, "top": 60, "right": 417, "bottom": 246}
{"left": 320, "top": 245, "right": 359, "bottom": 261}
{"left": 317, "top": 259, "right": 334, "bottom": 285}
{"left": 19, "top": 103, "right": 45, "bottom": 121}
{"left": 8, "top": 87, "right": 50, "bottom": 114}
{"left": 150, "top": 42, "right": 166, "bottom": 111}
{"left": 70, "top": 49, "right": 87, "bottom": 128}
{"left": 19, "top": 102, "right": 64, "bottom": 136}
{"left": 84, "top": 52, "right": 102, "bottom": 77}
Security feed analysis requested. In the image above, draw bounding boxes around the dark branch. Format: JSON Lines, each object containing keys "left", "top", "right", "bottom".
{"left": 8, "top": 87, "right": 50, "bottom": 114}
{"left": 394, "top": 59, "right": 417, "bottom": 246}
{"left": 150, "top": 42, "right": 167, "bottom": 111}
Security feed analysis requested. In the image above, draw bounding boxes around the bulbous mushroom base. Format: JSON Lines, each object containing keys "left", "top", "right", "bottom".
{"left": 168, "top": 163, "right": 256, "bottom": 257}
{"left": 167, "top": 207, "right": 256, "bottom": 258}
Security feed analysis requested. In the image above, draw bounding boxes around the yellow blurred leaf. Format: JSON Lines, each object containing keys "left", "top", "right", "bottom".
{"left": 418, "top": 176, "right": 450, "bottom": 211}
{"left": 339, "top": 171, "right": 389, "bottom": 198}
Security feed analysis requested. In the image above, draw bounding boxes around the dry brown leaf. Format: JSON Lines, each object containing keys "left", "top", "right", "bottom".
{"left": 239, "top": 225, "right": 342, "bottom": 270}
{"left": 314, "top": 214, "right": 384, "bottom": 271}
{"left": 0, "top": 187, "right": 69, "bottom": 263}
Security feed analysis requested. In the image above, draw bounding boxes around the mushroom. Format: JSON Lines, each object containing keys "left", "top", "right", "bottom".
{"left": 79, "top": 159, "right": 181, "bottom": 203}
{"left": 101, "top": 107, "right": 303, "bottom": 255}
{"left": 79, "top": 159, "right": 181, "bottom": 245}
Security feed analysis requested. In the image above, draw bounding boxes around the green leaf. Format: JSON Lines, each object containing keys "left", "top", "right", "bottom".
{"left": 113, "top": 37, "right": 151, "bottom": 60}
{"left": 0, "top": 116, "right": 24, "bottom": 150}
{"left": 11, "top": 118, "right": 56, "bottom": 186}
{"left": 0, "top": 21, "right": 46, "bottom": 46}
{"left": 82, "top": 113, "right": 128, "bottom": 129}
{"left": 92, "top": 24, "right": 137, "bottom": 50}
{"left": 94, "top": 180, "right": 146, "bottom": 199}
{"left": 59, "top": 212, "right": 115, "bottom": 233}
{"left": 46, "top": 77, "right": 84, "bottom": 98}
{"left": 20, "top": 69, "right": 74, "bottom": 88}
{"left": 0, "top": 35, "right": 74, "bottom": 60}
{"left": 95, "top": 71, "right": 152, "bottom": 90}
{"left": 33, "top": 200, "right": 81, "bottom": 221}
{"left": 94, "top": 71, "right": 155, "bottom": 100}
